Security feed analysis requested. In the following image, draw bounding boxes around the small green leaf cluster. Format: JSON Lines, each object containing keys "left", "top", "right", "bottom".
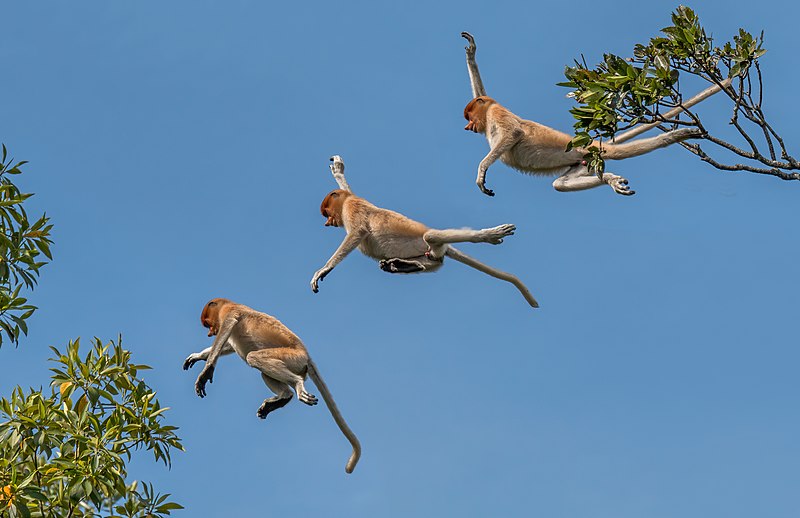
{"left": 0, "top": 337, "right": 184, "bottom": 517}
{"left": 559, "top": 5, "right": 766, "bottom": 169}
{"left": 0, "top": 144, "right": 53, "bottom": 347}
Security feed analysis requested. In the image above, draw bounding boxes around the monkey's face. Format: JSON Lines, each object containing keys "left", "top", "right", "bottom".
{"left": 464, "top": 96, "right": 491, "bottom": 133}
{"left": 320, "top": 190, "right": 348, "bottom": 227}
{"left": 201, "top": 299, "right": 227, "bottom": 337}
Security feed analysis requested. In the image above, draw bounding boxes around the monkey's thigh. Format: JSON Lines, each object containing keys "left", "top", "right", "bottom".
{"left": 245, "top": 349, "right": 307, "bottom": 385}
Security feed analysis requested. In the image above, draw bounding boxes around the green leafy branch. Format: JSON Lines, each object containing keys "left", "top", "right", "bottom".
{"left": 0, "top": 144, "right": 53, "bottom": 347}
{"left": 559, "top": 5, "right": 799, "bottom": 180}
{"left": 0, "top": 337, "right": 184, "bottom": 517}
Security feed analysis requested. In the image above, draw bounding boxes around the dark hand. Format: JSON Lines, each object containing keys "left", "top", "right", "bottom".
{"left": 195, "top": 364, "right": 215, "bottom": 398}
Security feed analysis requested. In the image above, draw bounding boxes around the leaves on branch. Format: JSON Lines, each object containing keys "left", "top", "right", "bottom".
{"left": 559, "top": 5, "right": 799, "bottom": 181}
{"left": 0, "top": 337, "right": 184, "bottom": 517}
{"left": 0, "top": 146, "right": 53, "bottom": 347}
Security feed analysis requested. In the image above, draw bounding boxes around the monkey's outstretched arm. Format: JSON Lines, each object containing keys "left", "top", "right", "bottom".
{"left": 311, "top": 231, "right": 367, "bottom": 293}
{"left": 477, "top": 129, "right": 523, "bottom": 196}
{"left": 462, "top": 32, "right": 487, "bottom": 98}
{"left": 446, "top": 246, "right": 539, "bottom": 308}
{"left": 195, "top": 316, "right": 240, "bottom": 397}
{"left": 183, "top": 343, "right": 234, "bottom": 370}
{"left": 329, "top": 155, "right": 351, "bottom": 192}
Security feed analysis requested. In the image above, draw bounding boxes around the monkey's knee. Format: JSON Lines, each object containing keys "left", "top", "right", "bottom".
{"left": 552, "top": 177, "right": 571, "bottom": 192}
{"left": 256, "top": 395, "right": 293, "bottom": 419}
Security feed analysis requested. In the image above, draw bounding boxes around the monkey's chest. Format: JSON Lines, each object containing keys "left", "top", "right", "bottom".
{"left": 227, "top": 335, "right": 262, "bottom": 360}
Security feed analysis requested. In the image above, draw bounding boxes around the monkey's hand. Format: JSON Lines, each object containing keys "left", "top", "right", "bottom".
{"left": 183, "top": 353, "right": 205, "bottom": 370}
{"left": 195, "top": 364, "right": 215, "bottom": 398}
{"left": 462, "top": 32, "right": 476, "bottom": 57}
{"left": 311, "top": 267, "right": 332, "bottom": 293}
{"left": 605, "top": 174, "right": 636, "bottom": 196}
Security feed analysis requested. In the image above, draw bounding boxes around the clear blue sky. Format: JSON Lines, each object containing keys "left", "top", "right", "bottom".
{"left": 1, "top": 1, "right": 798, "bottom": 516}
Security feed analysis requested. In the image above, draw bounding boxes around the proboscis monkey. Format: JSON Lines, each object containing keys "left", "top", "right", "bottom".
{"left": 183, "top": 298, "right": 361, "bottom": 473}
{"left": 310, "top": 156, "right": 539, "bottom": 308}
{"left": 461, "top": 31, "right": 710, "bottom": 197}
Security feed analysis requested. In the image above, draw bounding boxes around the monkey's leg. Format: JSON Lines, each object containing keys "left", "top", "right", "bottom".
{"left": 256, "top": 373, "right": 293, "bottom": 419}
{"left": 552, "top": 164, "right": 635, "bottom": 196}
{"left": 247, "top": 350, "right": 318, "bottom": 406}
{"left": 423, "top": 224, "right": 515, "bottom": 259}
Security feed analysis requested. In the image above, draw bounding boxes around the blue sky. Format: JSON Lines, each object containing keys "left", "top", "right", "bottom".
{"left": 1, "top": 1, "right": 798, "bottom": 516}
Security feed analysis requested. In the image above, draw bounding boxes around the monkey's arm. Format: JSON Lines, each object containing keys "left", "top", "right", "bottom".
{"left": 462, "top": 32, "right": 487, "bottom": 98}
{"left": 477, "top": 128, "right": 523, "bottom": 196}
{"left": 195, "top": 316, "right": 240, "bottom": 397}
{"left": 311, "top": 231, "right": 366, "bottom": 293}
{"left": 446, "top": 246, "right": 539, "bottom": 308}
{"left": 183, "top": 343, "right": 234, "bottom": 370}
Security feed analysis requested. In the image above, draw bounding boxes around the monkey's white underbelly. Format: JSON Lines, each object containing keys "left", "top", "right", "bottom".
{"left": 486, "top": 133, "right": 580, "bottom": 176}
{"left": 359, "top": 233, "right": 427, "bottom": 260}
{"left": 503, "top": 143, "right": 578, "bottom": 176}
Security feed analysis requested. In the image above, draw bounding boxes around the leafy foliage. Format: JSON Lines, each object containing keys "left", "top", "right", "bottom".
{"left": 0, "top": 145, "right": 53, "bottom": 347}
{"left": 559, "top": 6, "right": 798, "bottom": 180}
{"left": 0, "top": 337, "right": 184, "bottom": 517}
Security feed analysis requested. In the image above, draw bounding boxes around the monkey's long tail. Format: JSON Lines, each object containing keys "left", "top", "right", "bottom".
{"left": 600, "top": 128, "right": 700, "bottom": 160}
{"left": 446, "top": 246, "right": 539, "bottom": 308}
{"left": 307, "top": 359, "right": 362, "bottom": 474}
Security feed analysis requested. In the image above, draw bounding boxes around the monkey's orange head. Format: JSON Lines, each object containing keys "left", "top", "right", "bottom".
{"left": 201, "top": 298, "right": 231, "bottom": 337}
{"left": 320, "top": 189, "right": 351, "bottom": 227}
{"left": 463, "top": 96, "right": 494, "bottom": 133}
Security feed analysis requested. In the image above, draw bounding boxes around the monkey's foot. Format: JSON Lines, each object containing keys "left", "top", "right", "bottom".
{"left": 298, "top": 391, "right": 318, "bottom": 406}
{"left": 477, "top": 183, "right": 495, "bottom": 197}
{"left": 256, "top": 396, "right": 293, "bottom": 419}
{"left": 379, "top": 258, "right": 425, "bottom": 274}
{"left": 482, "top": 223, "right": 516, "bottom": 244}
{"left": 606, "top": 174, "right": 635, "bottom": 196}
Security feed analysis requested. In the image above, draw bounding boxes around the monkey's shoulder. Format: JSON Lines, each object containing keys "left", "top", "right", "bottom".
{"left": 237, "top": 312, "right": 302, "bottom": 346}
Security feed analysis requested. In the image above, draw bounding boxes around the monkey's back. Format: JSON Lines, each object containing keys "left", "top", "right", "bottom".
{"left": 229, "top": 307, "right": 308, "bottom": 357}
{"left": 345, "top": 198, "right": 429, "bottom": 260}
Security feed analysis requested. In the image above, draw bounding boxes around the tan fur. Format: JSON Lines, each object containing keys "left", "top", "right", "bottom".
{"left": 186, "top": 298, "right": 361, "bottom": 473}
{"left": 461, "top": 33, "right": 703, "bottom": 197}
{"left": 312, "top": 189, "right": 539, "bottom": 308}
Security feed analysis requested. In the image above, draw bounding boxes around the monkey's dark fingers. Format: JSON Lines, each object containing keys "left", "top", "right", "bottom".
{"left": 461, "top": 31, "right": 475, "bottom": 49}
{"left": 183, "top": 357, "right": 196, "bottom": 370}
